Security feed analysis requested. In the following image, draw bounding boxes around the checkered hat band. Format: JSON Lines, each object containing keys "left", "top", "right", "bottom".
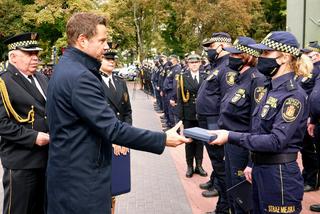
{"left": 211, "top": 37, "right": 232, "bottom": 43}
{"left": 235, "top": 44, "right": 260, "bottom": 57}
{"left": 7, "top": 40, "right": 38, "bottom": 51}
{"left": 261, "top": 38, "right": 300, "bottom": 57}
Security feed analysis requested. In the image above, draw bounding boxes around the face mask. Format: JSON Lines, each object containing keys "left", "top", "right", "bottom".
{"left": 228, "top": 56, "right": 244, "bottom": 72}
{"left": 207, "top": 49, "right": 219, "bottom": 63}
{"left": 257, "top": 56, "right": 281, "bottom": 77}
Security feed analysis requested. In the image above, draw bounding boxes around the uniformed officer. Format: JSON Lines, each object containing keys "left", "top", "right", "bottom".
{"left": 0, "top": 33, "right": 50, "bottom": 214}
{"left": 163, "top": 55, "right": 181, "bottom": 128}
{"left": 210, "top": 31, "right": 314, "bottom": 214}
{"left": 299, "top": 41, "right": 320, "bottom": 192}
{"left": 177, "top": 53, "right": 208, "bottom": 178}
{"left": 196, "top": 32, "right": 234, "bottom": 213}
{"left": 152, "top": 57, "right": 163, "bottom": 112}
{"left": 100, "top": 50, "right": 132, "bottom": 214}
{"left": 218, "top": 36, "right": 265, "bottom": 213}
{"left": 307, "top": 42, "right": 320, "bottom": 213}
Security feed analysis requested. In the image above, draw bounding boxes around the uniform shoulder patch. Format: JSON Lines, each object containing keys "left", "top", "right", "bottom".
{"left": 281, "top": 98, "right": 301, "bottom": 122}
{"left": 231, "top": 88, "right": 246, "bottom": 104}
{"left": 254, "top": 87, "right": 267, "bottom": 104}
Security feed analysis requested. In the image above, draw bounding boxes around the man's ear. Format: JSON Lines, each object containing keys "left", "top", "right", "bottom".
{"left": 77, "top": 34, "right": 88, "bottom": 49}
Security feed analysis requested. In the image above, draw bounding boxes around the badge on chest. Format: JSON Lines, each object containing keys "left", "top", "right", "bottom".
{"left": 254, "top": 87, "right": 267, "bottom": 104}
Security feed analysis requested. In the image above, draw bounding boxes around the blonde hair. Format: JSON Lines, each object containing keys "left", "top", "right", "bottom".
{"left": 291, "top": 54, "right": 314, "bottom": 77}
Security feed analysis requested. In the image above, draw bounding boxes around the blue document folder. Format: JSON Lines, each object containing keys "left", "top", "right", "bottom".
{"left": 183, "top": 127, "right": 217, "bottom": 143}
{"left": 111, "top": 150, "right": 131, "bottom": 196}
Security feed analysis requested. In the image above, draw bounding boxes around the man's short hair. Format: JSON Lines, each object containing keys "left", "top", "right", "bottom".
{"left": 66, "top": 12, "right": 107, "bottom": 46}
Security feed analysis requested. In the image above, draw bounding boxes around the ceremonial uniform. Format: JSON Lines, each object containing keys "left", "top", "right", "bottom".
{"left": 299, "top": 42, "right": 320, "bottom": 192}
{"left": 228, "top": 31, "right": 309, "bottom": 213}
{"left": 177, "top": 54, "right": 208, "bottom": 177}
{"left": 163, "top": 61, "right": 181, "bottom": 127}
{"left": 196, "top": 33, "right": 234, "bottom": 212}
{"left": 0, "top": 33, "right": 48, "bottom": 214}
{"left": 218, "top": 37, "right": 265, "bottom": 213}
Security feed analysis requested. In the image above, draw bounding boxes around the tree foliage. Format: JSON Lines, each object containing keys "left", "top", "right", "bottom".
{"left": 0, "top": 0, "right": 285, "bottom": 62}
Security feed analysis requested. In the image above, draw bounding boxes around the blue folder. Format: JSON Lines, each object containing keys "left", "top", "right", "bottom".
{"left": 183, "top": 127, "right": 217, "bottom": 143}
{"left": 111, "top": 149, "right": 131, "bottom": 196}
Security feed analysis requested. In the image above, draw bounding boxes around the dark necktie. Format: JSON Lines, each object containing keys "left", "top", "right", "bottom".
{"left": 194, "top": 75, "right": 198, "bottom": 85}
{"left": 28, "top": 75, "right": 37, "bottom": 87}
{"left": 108, "top": 78, "right": 116, "bottom": 94}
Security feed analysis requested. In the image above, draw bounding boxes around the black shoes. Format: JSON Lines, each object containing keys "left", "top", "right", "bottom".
{"left": 304, "top": 184, "right": 318, "bottom": 192}
{"left": 186, "top": 166, "right": 194, "bottom": 178}
{"left": 310, "top": 204, "right": 320, "bottom": 212}
{"left": 202, "top": 188, "right": 219, "bottom": 197}
{"left": 194, "top": 165, "right": 208, "bottom": 177}
{"left": 199, "top": 180, "right": 213, "bottom": 190}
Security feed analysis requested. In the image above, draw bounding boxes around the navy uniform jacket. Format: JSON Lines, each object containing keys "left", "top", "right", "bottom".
{"left": 296, "top": 61, "right": 320, "bottom": 95}
{"left": 228, "top": 72, "right": 309, "bottom": 153}
{"left": 46, "top": 47, "right": 166, "bottom": 214}
{"left": 0, "top": 63, "right": 48, "bottom": 169}
{"left": 102, "top": 75, "right": 132, "bottom": 124}
{"left": 218, "top": 68, "right": 266, "bottom": 132}
{"left": 177, "top": 69, "right": 207, "bottom": 121}
{"left": 163, "top": 64, "right": 181, "bottom": 101}
{"left": 196, "top": 55, "right": 237, "bottom": 116}
{"left": 309, "top": 72, "right": 320, "bottom": 125}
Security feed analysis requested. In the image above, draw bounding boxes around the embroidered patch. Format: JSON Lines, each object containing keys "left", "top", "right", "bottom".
{"left": 266, "top": 96, "right": 278, "bottom": 108}
{"left": 301, "top": 73, "right": 312, "bottom": 82}
{"left": 231, "top": 88, "right": 246, "bottom": 104}
{"left": 260, "top": 105, "right": 270, "bottom": 118}
{"left": 267, "top": 205, "right": 296, "bottom": 213}
{"left": 282, "top": 98, "right": 301, "bottom": 122}
{"left": 254, "top": 87, "right": 267, "bottom": 104}
{"left": 226, "top": 71, "right": 237, "bottom": 86}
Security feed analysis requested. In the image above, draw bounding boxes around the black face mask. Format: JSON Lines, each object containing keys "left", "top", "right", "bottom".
{"left": 207, "top": 49, "right": 219, "bottom": 63}
{"left": 228, "top": 56, "right": 244, "bottom": 72}
{"left": 257, "top": 57, "right": 281, "bottom": 77}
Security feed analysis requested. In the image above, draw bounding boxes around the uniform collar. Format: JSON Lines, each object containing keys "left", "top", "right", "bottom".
{"left": 236, "top": 67, "right": 254, "bottom": 83}
{"left": 271, "top": 72, "right": 295, "bottom": 90}
{"left": 66, "top": 46, "right": 101, "bottom": 74}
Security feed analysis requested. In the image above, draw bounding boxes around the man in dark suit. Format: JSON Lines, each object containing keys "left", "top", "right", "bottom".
{"left": 0, "top": 33, "right": 50, "bottom": 214}
{"left": 177, "top": 53, "right": 208, "bottom": 178}
{"left": 46, "top": 12, "right": 190, "bottom": 214}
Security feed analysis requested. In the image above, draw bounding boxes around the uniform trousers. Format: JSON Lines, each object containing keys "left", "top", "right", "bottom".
{"left": 184, "top": 119, "right": 204, "bottom": 166}
{"left": 252, "top": 162, "right": 303, "bottom": 214}
{"left": 3, "top": 167, "right": 46, "bottom": 214}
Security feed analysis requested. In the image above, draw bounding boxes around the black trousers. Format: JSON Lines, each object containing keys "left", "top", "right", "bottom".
{"left": 302, "top": 126, "right": 320, "bottom": 188}
{"left": 3, "top": 167, "right": 46, "bottom": 214}
{"left": 198, "top": 115, "right": 229, "bottom": 213}
{"left": 184, "top": 119, "right": 204, "bottom": 166}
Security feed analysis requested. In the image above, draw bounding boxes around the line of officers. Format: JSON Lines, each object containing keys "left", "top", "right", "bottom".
{"left": 139, "top": 32, "right": 320, "bottom": 213}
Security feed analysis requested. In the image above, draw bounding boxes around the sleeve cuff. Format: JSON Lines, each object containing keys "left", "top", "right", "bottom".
{"left": 228, "top": 131, "right": 242, "bottom": 145}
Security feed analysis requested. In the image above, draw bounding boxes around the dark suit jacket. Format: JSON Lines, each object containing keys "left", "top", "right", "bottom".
{"left": 0, "top": 63, "right": 48, "bottom": 169}
{"left": 46, "top": 47, "right": 166, "bottom": 214}
{"left": 177, "top": 69, "right": 207, "bottom": 121}
{"left": 102, "top": 75, "right": 132, "bottom": 125}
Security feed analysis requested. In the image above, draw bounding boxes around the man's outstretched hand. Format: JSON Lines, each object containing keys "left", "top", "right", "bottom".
{"left": 165, "top": 121, "right": 192, "bottom": 147}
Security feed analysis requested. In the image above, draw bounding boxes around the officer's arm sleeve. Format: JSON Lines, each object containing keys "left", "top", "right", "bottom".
{"left": 228, "top": 94, "right": 308, "bottom": 152}
{"left": 71, "top": 72, "right": 165, "bottom": 154}
{"left": 0, "top": 98, "right": 37, "bottom": 148}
